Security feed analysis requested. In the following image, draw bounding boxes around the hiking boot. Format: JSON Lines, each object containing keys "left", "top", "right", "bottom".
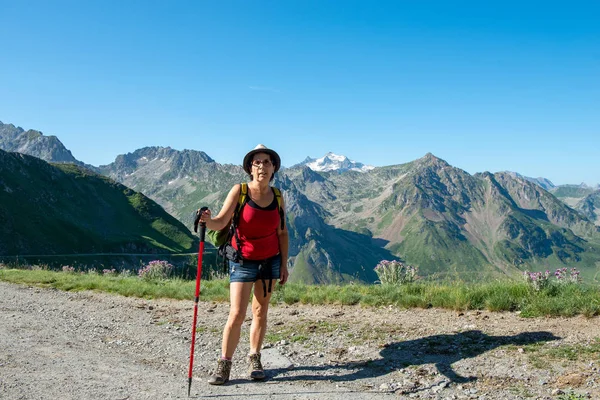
{"left": 248, "top": 353, "right": 265, "bottom": 380}
{"left": 208, "top": 358, "right": 232, "bottom": 385}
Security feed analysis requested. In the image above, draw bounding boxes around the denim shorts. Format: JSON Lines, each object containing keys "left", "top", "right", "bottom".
{"left": 229, "top": 254, "right": 281, "bottom": 283}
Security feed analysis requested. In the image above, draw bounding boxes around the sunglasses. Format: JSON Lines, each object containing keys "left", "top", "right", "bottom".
{"left": 251, "top": 159, "right": 273, "bottom": 167}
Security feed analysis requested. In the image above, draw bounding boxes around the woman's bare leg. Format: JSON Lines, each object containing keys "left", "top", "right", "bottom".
{"left": 221, "top": 281, "right": 253, "bottom": 358}
{"left": 249, "top": 279, "right": 277, "bottom": 354}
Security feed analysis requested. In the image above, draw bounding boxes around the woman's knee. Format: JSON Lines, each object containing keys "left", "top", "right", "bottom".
{"left": 226, "top": 309, "right": 247, "bottom": 327}
{"left": 252, "top": 301, "right": 269, "bottom": 319}
{"left": 252, "top": 304, "right": 268, "bottom": 318}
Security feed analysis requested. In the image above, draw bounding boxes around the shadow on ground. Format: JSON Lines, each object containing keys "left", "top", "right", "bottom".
{"left": 268, "top": 330, "right": 560, "bottom": 385}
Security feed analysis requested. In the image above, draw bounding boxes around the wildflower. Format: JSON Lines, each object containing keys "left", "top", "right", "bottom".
{"left": 523, "top": 270, "right": 551, "bottom": 291}
{"left": 555, "top": 267, "right": 581, "bottom": 284}
{"left": 138, "top": 260, "right": 173, "bottom": 281}
{"left": 555, "top": 268, "right": 568, "bottom": 280}
{"left": 524, "top": 267, "right": 583, "bottom": 290}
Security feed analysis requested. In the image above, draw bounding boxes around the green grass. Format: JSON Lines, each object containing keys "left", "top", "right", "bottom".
{"left": 1, "top": 267, "right": 599, "bottom": 317}
{"left": 542, "top": 338, "right": 600, "bottom": 361}
{"left": 0, "top": 268, "right": 229, "bottom": 301}
{"left": 557, "top": 391, "right": 590, "bottom": 400}
{"left": 508, "top": 338, "right": 600, "bottom": 370}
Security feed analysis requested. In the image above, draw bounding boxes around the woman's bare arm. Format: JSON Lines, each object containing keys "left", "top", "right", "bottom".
{"left": 199, "top": 184, "right": 241, "bottom": 231}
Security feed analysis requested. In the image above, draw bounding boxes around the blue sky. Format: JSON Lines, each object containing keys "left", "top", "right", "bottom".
{"left": 1, "top": 1, "right": 598, "bottom": 185}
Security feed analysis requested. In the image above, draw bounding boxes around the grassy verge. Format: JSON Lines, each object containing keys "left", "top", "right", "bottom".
{"left": 1, "top": 267, "right": 599, "bottom": 317}
{"left": 272, "top": 279, "right": 600, "bottom": 317}
{"left": 0, "top": 268, "right": 230, "bottom": 302}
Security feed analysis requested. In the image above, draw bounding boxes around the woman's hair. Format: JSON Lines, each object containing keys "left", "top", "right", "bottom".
{"left": 247, "top": 155, "right": 275, "bottom": 182}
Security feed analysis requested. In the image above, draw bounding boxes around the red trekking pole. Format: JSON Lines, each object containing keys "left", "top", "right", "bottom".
{"left": 188, "top": 207, "right": 208, "bottom": 396}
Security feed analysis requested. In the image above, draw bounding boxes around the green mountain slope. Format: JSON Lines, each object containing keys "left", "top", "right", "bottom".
{"left": 0, "top": 150, "right": 195, "bottom": 256}
{"left": 549, "top": 184, "right": 597, "bottom": 208}
{"left": 551, "top": 185, "right": 596, "bottom": 199}
{"left": 575, "top": 190, "right": 600, "bottom": 226}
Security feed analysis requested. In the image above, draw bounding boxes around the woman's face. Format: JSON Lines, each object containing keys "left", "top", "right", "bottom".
{"left": 250, "top": 152, "right": 274, "bottom": 181}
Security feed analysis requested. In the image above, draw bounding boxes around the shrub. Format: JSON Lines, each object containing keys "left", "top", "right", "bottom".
{"left": 138, "top": 260, "right": 173, "bottom": 281}
{"left": 374, "top": 260, "right": 418, "bottom": 285}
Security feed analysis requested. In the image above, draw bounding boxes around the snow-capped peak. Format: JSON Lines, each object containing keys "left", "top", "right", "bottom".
{"left": 301, "top": 152, "right": 374, "bottom": 173}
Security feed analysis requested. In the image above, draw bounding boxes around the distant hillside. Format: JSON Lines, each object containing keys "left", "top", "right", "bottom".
{"left": 503, "top": 174, "right": 600, "bottom": 224}
{"left": 575, "top": 190, "right": 600, "bottom": 226}
{"left": 549, "top": 184, "right": 597, "bottom": 207}
{"left": 503, "top": 171, "right": 555, "bottom": 191}
{"left": 0, "top": 150, "right": 195, "bottom": 256}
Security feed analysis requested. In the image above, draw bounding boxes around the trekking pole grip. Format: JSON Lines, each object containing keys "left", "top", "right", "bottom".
{"left": 193, "top": 207, "right": 209, "bottom": 241}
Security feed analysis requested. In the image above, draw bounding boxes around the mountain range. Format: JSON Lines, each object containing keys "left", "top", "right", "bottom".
{"left": 94, "top": 149, "right": 600, "bottom": 282}
{"left": 1, "top": 121, "right": 599, "bottom": 283}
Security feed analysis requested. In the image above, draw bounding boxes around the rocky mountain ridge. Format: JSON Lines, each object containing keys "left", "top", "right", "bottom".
{"left": 0, "top": 121, "right": 83, "bottom": 165}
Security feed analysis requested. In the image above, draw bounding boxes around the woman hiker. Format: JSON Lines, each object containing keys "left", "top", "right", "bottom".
{"left": 198, "top": 144, "right": 289, "bottom": 385}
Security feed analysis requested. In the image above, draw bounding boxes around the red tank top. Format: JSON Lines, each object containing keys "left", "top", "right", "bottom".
{"left": 231, "top": 193, "right": 280, "bottom": 260}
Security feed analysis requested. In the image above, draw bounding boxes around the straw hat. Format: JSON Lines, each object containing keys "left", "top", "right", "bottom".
{"left": 243, "top": 144, "right": 281, "bottom": 174}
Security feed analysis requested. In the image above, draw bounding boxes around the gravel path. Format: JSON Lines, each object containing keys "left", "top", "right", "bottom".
{"left": 1, "top": 281, "right": 598, "bottom": 400}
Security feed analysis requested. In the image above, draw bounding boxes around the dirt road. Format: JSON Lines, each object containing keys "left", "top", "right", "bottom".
{"left": 1, "top": 281, "right": 598, "bottom": 399}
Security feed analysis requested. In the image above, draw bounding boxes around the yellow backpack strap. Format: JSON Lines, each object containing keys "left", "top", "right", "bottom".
{"left": 238, "top": 182, "right": 248, "bottom": 207}
{"left": 272, "top": 187, "right": 285, "bottom": 230}
{"left": 232, "top": 182, "right": 248, "bottom": 225}
{"left": 227, "top": 183, "right": 249, "bottom": 262}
